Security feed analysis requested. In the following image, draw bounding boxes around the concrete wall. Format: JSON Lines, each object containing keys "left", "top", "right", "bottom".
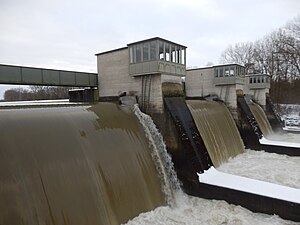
{"left": 248, "top": 89, "right": 268, "bottom": 106}
{"left": 161, "top": 74, "right": 182, "bottom": 84}
{"left": 186, "top": 68, "right": 240, "bottom": 108}
{"left": 97, "top": 48, "right": 164, "bottom": 113}
{"left": 185, "top": 68, "right": 214, "bottom": 97}
{"left": 98, "top": 48, "right": 139, "bottom": 97}
{"left": 214, "top": 85, "right": 239, "bottom": 108}
{"left": 244, "top": 77, "right": 269, "bottom": 106}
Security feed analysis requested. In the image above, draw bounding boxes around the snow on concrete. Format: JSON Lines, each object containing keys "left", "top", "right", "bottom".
{"left": 260, "top": 136, "right": 300, "bottom": 148}
{"left": 218, "top": 149, "right": 300, "bottom": 189}
{"left": 198, "top": 167, "right": 300, "bottom": 204}
{"left": 0, "top": 99, "right": 82, "bottom": 106}
{"left": 283, "top": 126, "right": 300, "bottom": 132}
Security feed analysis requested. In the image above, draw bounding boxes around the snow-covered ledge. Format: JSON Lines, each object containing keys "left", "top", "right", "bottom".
{"left": 198, "top": 167, "right": 300, "bottom": 204}
{"left": 260, "top": 136, "right": 300, "bottom": 148}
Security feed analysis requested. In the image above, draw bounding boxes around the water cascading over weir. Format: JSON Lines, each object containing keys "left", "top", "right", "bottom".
{"left": 238, "top": 96, "right": 300, "bottom": 156}
{"left": 163, "top": 97, "right": 300, "bottom": 221}
{"left": 186, "top": 99, "right": 245, "bottom": 167}
{"left": 0, "top": 102, "right": 178, "bottom": 225}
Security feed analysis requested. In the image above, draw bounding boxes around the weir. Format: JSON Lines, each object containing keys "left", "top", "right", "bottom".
{"left": 186, "top": 99, "right": 244, "bottom": 167}
{"left": 238, "top": 96, "right": 300, "bottom": 156}
{"left": 0, "top": 103, "right": 166, "bottom": 225}
{"left": 163, "top": 97, "right": 212, "bottom": 195}
{"left": 162, "top": 97, "right": 300, "bottom": 222}
{"left": 2, "top": 37, "right": 300, "bottom": 223}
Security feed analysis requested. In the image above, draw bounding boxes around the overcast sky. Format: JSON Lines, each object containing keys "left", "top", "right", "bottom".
{"left": 0, "top": 0, "right": 300, "bottom": 99}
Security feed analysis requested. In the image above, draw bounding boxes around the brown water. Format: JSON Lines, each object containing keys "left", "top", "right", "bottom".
{"left": 248, "top": 101, "right": 274, "bottom": 137}
{"left": 0, "top": 103, "right": 164, "bottom": 225}
{"left": 187, "top": 100, "right": 245, "bottom": 167}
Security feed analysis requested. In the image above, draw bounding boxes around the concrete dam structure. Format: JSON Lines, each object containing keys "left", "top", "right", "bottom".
{"left": 0, "top": 103, "right": 169, "bottom": 225}
{"left": 238, "top": 96, "right": 300, "bottom": 156}
{"left": 186, "top": 99, "right": 244, "bottom": 167}
{"left": 163, "top": 97, "right": 299, "bottom": 222}
{"left": 1, "top": 37, "right": 300, "bottom": 224}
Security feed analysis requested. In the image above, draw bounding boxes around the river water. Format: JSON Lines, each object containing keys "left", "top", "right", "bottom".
{"left": 125, "top": 149, "right": 300, "bottom": 225}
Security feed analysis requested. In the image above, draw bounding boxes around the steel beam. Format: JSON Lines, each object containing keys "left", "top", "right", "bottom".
{"left": 0, "top": 64, "right": 98, "bottom": 87}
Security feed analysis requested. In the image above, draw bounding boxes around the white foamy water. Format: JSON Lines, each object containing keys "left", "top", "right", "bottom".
{"left": 124, "top": 191, "right": 298, "bottom": 225}
{"left": 218, "top": 149, "right": 300, "bottom": 189}
{"left": 124, "top": 150, "right": 300, "bottom": 225}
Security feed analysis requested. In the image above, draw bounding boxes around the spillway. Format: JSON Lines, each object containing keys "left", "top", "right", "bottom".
{"left": 186, "top": 100, "right": 245, "bottom": 167}
{"left": 248, "top": 101, "right": 274, "bottom": 137}
{"left": 0, "top": 103, "right": 165, "bottom": 225}
{"left": 248, "top": 101, "right": 300, "bottom": 144}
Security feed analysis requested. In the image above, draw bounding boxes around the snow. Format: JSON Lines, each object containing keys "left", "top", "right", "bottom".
{"left": 283, "top": 126, "right": 300, "bottom": 132}
{"left": 198, "top": 167, "right": 300, "bottom": 204}
{"left": 0, "top": 99, "right": 82, "bottom": 106}
{"left": 260, "top": 136, "right": 300, "bottom": 148}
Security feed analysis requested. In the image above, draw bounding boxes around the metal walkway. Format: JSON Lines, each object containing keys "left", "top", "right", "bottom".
{"left": 0, "top": 64, "right": 98, "bottom": 87}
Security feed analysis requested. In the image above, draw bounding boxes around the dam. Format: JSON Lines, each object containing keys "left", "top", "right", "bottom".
{"left": 1, "top": 37, "right": 300, "bottom": 224}
{"left": 0, "top": 103, "right": 168, "bottom": 225}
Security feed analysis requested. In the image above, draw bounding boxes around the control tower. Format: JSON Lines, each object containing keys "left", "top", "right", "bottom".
{"left": 96, "top": 37, "right": 187, "bottom": 113}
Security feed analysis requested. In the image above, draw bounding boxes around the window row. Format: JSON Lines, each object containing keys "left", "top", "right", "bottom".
{"left": 214, "top": 66, "right": 246, "bottom": 78}
{"left": 129, "top": 41, "right": 186, "bottom": 65}
{"left": 249, "top": 76, "right": 270, "bottom": 84}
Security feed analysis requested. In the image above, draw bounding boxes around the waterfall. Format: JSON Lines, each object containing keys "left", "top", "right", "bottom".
{"left": 248, "top": 100, "right": 274, "bottom": 138}
{"left": 132, "top": 104, "right": 181, "bottom": 206}
{"left": 0, "top": 103, "right": 165, "bottom": 225}
{"left": 187, "top": 100, "right": 245, "bottom": 167}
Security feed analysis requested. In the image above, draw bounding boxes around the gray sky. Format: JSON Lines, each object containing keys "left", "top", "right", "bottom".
{"left": 0, "top": 0, "right": 299, "bottom": 99}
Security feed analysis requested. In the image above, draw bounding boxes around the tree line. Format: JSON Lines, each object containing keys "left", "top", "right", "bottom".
{"left": 4, "top": 86, "right": 69, "bottom": 101}
{"left": 220, "top": 15, "right": 300, "bottom": 104}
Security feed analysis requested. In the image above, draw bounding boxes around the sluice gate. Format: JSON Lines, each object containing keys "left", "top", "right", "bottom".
{"left": 163, "top": 97, "right": 300, "bottom": 222}
{"left": 163, "top": 97, "right": 212, "bottom": 195}
{"left": 265, "top": 96, "right": 284, "bottom": 132}
{"left": 238, "top": 96, "right": 300, "bottom": 156}
{"left": 186, "top": 99, "right": 245, "bottom": 167}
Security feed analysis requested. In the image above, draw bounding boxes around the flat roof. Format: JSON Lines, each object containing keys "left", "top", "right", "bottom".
{"left": 187, "top": 63, "right": 245, "bottom": 71}
{"left": 127, "top": 37, "right": 187, "bottom": 48}
{"left": 95, "top": 37, "right": 187, "bottom": 56}
{"left": 95, "top": 46, "right": 128, "bottom": 56}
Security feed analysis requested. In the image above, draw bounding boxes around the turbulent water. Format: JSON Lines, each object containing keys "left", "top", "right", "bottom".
{"left": 124, "top": 191, "right": 298, "bottom": 225}
{"left": 186, "top": 100, "right": 245, "bottom": 167}
{"left": 1, "top": 102, "right": 299, "bottom": 225}
{"left": 125, "top": 149, "right": 300, "bottom": 225}
{"left": 0, "top": 103, "right": 164, "bottom": 225}
{"left": 248, "top": 101, "right": 300, "bottom": 143}
{"left": 218, "top": 149, "right": 300, "bottom": 189}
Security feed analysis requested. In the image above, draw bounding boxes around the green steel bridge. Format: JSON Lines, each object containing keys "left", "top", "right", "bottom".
{"left": 0, "top": 64, "right": 98, "bottom": 87}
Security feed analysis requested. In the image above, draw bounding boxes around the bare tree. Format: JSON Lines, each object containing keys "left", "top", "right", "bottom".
{"left": 220, "top": 42, "right": 255, "bottom": 66}
{"left": 4, "top": 86, "right": 70, "bottom": 101}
